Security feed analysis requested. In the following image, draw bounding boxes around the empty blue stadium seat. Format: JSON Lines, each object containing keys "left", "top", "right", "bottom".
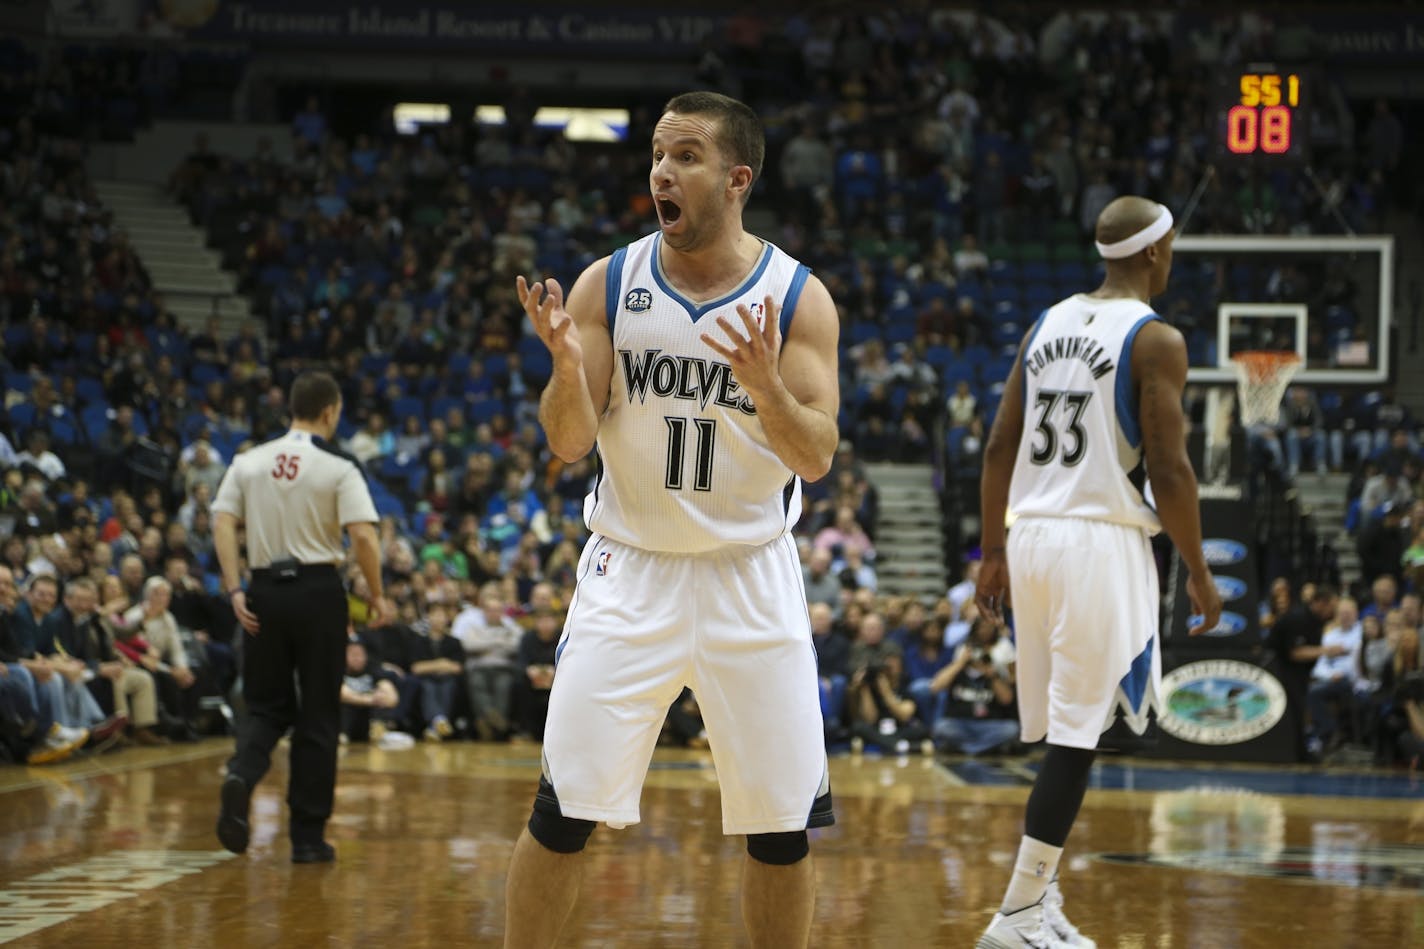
{"left": 849, "top": 322, "right": 880, "bottom": 344}
{"left": 8, "top": 403, "right": 36, "bottom": 432}
{"left": 191, "top": 363, "right": 224, "bottom": 387}
{"left": 391, "top": 396, "right": 425, "bottom": 423}
{"left": 884, "top": 322, "right": 916, "bottom": 344}
{"left": 360, "top": 353, "right": 392, "bottom": 377}
{"left": 75, "top": 377, "right": 106, "bottom": 405}
{"left": 994, "top": 322, "right": 1022, "bottom": 347}
{"left": 990, "top": 285, "right": 1020, "bottom": 306}
{"left": 923, "top": 345, "right": 957, "bottom": 370}
{"left": 468, "top": 399, "right": 507, "bottom": 425}
{"left": 943, "top": 361, "right": 976, "bottom": 387}
{"left": 520, "top": 348, "right": 554, "bottom": 383}
{"left": 431, "top": 396, "right": 463, "bottom": 421}
{"left": 962, "top": 344, "right": 992, "bottom": 367}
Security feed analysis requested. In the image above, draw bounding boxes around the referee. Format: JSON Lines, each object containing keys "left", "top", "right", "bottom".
{"left": 212, "top": 371, "right": 391, "bottom": 863}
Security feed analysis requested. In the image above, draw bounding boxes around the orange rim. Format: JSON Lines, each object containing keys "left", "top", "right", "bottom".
{"left": 1231, "top": 351, "right": 1302, "bottom": 384}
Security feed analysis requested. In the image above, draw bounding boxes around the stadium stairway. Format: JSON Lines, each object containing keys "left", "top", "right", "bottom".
{"left": 92, "top": 179, "right": 252, "bottom": 337}
{"left": 862, "top": 462, "right": 948, "bottom": 600}
{"left": 1292, "top": 472, "right": 1359, "bottom": 588}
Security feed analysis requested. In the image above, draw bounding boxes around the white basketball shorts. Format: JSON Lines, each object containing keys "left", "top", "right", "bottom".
{"left": 1007, "top": 515, "right": 1161, "bottom": 750}
{"left": 541, "top": 532, "right": 834, "bottom": 835}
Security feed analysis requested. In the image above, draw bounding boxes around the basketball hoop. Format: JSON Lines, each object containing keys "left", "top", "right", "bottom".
{"left": 1231, "top": 351, "right": 1302, "bottom": 427}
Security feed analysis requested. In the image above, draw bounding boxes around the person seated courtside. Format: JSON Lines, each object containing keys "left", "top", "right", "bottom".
{"left": 409, "top": 603, "right": 466, "bottom": 741}
{"left": 339, "top": 639, "right": 400, "bottom": 743}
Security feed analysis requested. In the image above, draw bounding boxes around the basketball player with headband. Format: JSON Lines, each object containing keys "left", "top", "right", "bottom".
{"left": 973, "top": 198, "right": 1221, "bottom": 948}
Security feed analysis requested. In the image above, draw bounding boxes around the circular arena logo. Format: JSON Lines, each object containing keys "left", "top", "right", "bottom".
{"left": 1201, "top": 539, "right": 1248, "bottom": 566}
{"left": 1186, "top": 611, "right": 1249, "bottom": 637}
{"left": 1158, "top": 660, "right": 1286, "bottom": 745}
{"left": 1213, "top": 575, "right": 1249, "bottom": 602}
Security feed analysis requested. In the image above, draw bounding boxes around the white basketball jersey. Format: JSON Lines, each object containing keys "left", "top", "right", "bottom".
{"left": 1008, "top": 295, "right": 1162, "bottom": 534}
{"left": 585, "top": 233, "right": 811, "bottom": 554}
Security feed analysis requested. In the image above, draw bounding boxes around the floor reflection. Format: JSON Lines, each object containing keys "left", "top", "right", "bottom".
{"left": 0, "top": 741, "right": 1420, "bottom": 947}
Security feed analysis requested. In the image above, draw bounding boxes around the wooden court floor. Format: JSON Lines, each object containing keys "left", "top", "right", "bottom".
{"left": 1, "top": 739, "right": 1421, "bottom": 947}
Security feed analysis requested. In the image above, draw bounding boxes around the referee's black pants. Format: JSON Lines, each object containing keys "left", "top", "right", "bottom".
{"left": 228, "top": 565, "right": 347, "bottom": 846}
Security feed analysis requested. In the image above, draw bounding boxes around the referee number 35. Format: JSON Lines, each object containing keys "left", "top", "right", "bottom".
{"left": 271, "top": 454, "right": 302, "bottom": 480}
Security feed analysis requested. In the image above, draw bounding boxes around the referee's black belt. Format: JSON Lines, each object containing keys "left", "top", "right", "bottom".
{"left": 251, "top": 561, "right": 340, "bottom": 583}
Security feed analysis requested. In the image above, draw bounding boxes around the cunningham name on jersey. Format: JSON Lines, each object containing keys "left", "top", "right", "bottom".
{"left": 1008, "top": 294, "right": 1163, "bottom": 534}
{"left": 586, "top": 233, "right": 812, "bottom": 554}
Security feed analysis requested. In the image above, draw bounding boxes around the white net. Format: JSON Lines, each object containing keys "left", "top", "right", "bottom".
{"left": 1231, "top": 352, "right": 1301, "bottom": 427}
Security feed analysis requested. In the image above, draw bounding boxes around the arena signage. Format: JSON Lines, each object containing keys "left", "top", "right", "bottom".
{"left": 1157, "top": 660, "right": 1287, "bottom": 746}
{"left": 1201, "top": 538, "right": 1248, "bottom": 567}
{"left": 1185, "top": 611, "right": 1249, "bottom": 638}
{"left": 138, "top": 1, "right": 725, "bottom": 52}
{"left": 1212, "top": 576, "right": 1249, "bottom": 603}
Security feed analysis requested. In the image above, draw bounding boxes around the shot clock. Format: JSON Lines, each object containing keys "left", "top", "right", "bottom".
{"left": 1218, "top": 67, "right": 1310, "bottom": 162}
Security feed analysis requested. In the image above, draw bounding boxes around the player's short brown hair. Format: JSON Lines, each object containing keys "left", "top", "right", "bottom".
{"left": 662, "top": 91, "right": 764, "bottom": 195}
{"left": 289, "top": 371, "right": 342, "bottom": 421}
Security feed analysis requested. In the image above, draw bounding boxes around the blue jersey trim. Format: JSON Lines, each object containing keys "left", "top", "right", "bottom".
{"left": 650, "top": 234, "right": 775, "bottom": 321}
{"left": 1115, "top": 313, "right": 1160, "bottom": 450}
{"left": 604, "top": 246, "right": 627, "bottom": 338}
{"left": 780, "top": 264, "right": 812, "bottom": 343}
{"left": 1118, "top": 637, "right": 1154, "bottom": 715}
{"left": 555, "top": 536, "right": 605, "bottom": 665}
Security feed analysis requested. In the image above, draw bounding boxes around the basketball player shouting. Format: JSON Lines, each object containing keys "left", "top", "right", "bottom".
{"left": 975, "top": 197, "right": 1222, "bottom": 948}
{"left": 504, "top": 92, "right": 839, "bottom": 949}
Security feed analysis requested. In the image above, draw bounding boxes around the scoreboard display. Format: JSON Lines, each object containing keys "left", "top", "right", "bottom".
{"left": 1218, "top": 68, "right": 1310, "bottom": 162}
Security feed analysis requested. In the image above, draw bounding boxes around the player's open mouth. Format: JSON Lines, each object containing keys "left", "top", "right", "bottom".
{"left": 657, "top": 198, "right": 683, "bottom": 228}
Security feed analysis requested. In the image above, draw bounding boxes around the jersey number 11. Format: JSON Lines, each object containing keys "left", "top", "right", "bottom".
{"left": 664, "top": 417, "right": 716, "bottom": 492}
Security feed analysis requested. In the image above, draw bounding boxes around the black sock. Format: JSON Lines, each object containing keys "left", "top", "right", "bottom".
{"left": 1024, "top": 744, "right": 1096, "bottom": 847}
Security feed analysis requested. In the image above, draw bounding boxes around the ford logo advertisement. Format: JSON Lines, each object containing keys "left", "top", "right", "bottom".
{"left": 1202, "top": 539, "right": 1248, "bottom": 566}
{"left": 1213, "top": 576, "right": 1249, "bottom": 602}
{"left": 1187, "top": 611, "right": 1249, "bottom": 637}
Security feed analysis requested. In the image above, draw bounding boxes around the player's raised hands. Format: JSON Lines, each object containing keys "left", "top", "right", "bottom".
{"left": 517, "top": 276, "right": 582, "bottom": 366}
{"left": 701, "top": 294, "right": 782, "bottom": 403}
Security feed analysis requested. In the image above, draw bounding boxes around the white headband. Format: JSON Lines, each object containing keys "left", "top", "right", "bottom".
{"left": 1095, "top": 204, "right": 1173, "bottom": 260}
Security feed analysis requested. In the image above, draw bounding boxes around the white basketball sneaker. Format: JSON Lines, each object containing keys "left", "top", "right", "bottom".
{"left": 1042, "top": 881, "right": 1096, "bottom": 949}
{"left": 976, "top": 902, "right": 1070, "bottom": 949}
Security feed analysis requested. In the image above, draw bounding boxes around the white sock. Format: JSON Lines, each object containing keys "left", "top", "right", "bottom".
{"left": 1000, "top": 836, "right": 1063, "bottom": 914}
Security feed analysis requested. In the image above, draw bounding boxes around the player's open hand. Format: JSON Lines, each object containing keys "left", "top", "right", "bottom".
{"left": 369, "top": 595, "right": 397, "bottom": 628}
{"left": 701, "top": 294, "right": 782, "bottom": 403}
{"left": 1186, "top": 570, "right": 1223, "bottom": 636}
{"left": 517, "top": 276, "right": 582, "bottom": 366}
{"left": 974, "top": 551, "right": 1011, "bottom": 624}
{"left": 231, "top": 590, "right": 260, "bottom": 635}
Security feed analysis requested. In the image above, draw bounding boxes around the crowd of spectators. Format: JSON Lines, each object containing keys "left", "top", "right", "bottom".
{"left": 1265, "top": 578, "right": 1423, "bottom": 767}
{"left": 0, "top": 11, "right": 1420, "bottom": 766}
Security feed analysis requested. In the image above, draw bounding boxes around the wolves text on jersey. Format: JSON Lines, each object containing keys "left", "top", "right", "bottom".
{"left": 1024, "top": 334, "right": 1115, "bottom": 380}
{"left": 619, "top": 348, "right": 757, "bottom": 416}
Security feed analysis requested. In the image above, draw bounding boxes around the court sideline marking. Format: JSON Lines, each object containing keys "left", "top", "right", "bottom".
{"left": 0, "top": 743, "right": 231, "bottom": 797}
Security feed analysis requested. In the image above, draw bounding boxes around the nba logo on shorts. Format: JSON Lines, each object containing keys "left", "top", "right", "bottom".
{"left": 596, "top": 551, "right": 612, "bottom": 576}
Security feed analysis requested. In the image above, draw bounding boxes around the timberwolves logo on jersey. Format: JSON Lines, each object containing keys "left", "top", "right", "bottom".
{"left": 618, "top": 349, "right": 757, "bottom": 415}
{"left": 625, "top": 288, "right": 654, "bottom": 312}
